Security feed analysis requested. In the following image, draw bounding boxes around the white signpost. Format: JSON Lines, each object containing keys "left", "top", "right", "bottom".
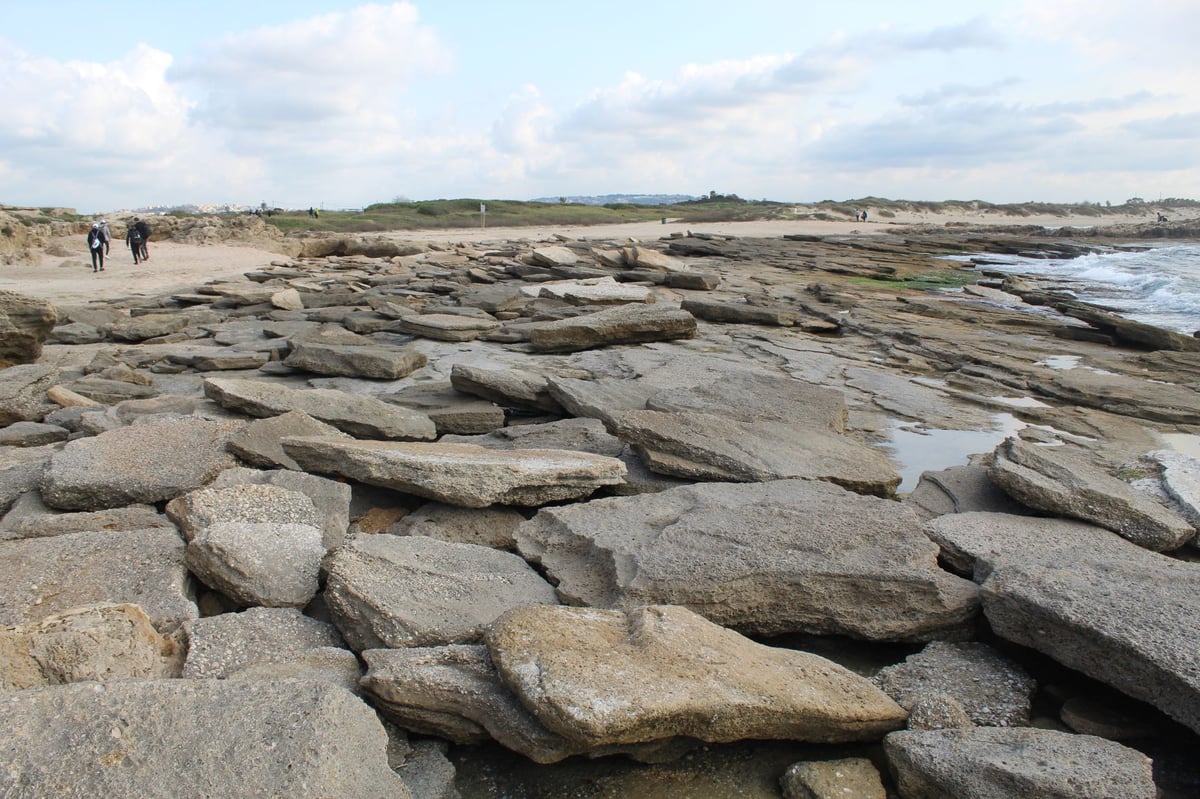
{"left": 480, "top": 203, "right": 486, "bottom": 228}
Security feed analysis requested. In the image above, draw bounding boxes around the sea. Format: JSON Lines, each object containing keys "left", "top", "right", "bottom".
{"left": 948, "top": 242, "right": 1200, "bottom": 335}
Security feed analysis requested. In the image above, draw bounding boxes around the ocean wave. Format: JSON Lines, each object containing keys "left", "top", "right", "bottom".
{"left": 965, "top": 244, "right": 1200, "bottom": 334}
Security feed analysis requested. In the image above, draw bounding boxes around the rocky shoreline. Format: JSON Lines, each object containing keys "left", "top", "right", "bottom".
{"left": 1, "top": 224, "right": 1198, "bottom": 797}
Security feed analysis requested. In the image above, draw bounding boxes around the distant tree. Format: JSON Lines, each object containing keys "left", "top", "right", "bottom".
{"left": 392, "top": 195, "right": 412, "bottom": 204}
{"left": 559, "top": 197, "right": 567, "bottom": 204}
{"left": 1125, "top": 197, "right": 1146, "bottom": 206}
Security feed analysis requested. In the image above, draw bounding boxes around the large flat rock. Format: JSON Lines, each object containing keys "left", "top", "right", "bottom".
{"left": 0, "top": 603, "right": 180, "bottom": 691}
{"left": 528, "top": 303, "right": 696, "bottom": 353}
{"left": 980, "top": 541, "right": 1200, "bottom": 736}
{"left": 324, "top": 534, "right": 558, "bottom": 650}
{"left": 884, "top": 727, "right": 1155, "bottom": 799}
{"left": 644, "top": 369, "right": 848, "bottom": 432}
{"left": 0, "top": 528, "right": 197, "bottom": 632}
{"left": 1028, "top": 367, "right": 1200, "bottom": 425}
{"left": 926, "top": 511, "right": 1200, "bottom": 736}
{"left": 39, "top": 417, "right": 242, "bottom": 511}
{"left": 182, "top": 606, "right": 346, "bottom": 679}
{"left": 0, "top": 679, "right": 409, "bottom": 798}
{"left": 616, "top": 410, "right": 900, "bottom": 496}
{"left": 283, "top": 341, "right": 428, "bottom": 379}
{"left": 449, "top": 364, "right": 563, "bottom": 413}
{"left": 282, "top": 436, "right": 626, "bottom": 508}
{"left": 988, "top": 437, "right": 1195, "bottom": 550}
{"left": 204, "top": 377, "right": 436, "bottom": 440}
{"left": 486, "top": 604, "right": 907, "bottom": 747}
{"left": 515, "top": 479, "right": 978, "bottom": 641}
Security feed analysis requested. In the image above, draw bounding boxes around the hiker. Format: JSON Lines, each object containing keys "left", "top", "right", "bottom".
{"left": 87, "top": 223, "right": 105, "bottom": 272}
{"left": 98, "top": 219, "right": 112, "bottom": 254}
{"left": 132, "top": 218, "right": 151, "bottom": 261}
{"left": 126, "top": 221, "right": 145, "bottom": 264}
{"left": 861, "top": 210, "right": 868, "bottom": 222}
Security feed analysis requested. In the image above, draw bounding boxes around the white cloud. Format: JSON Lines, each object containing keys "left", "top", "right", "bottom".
{"left": 3, "top": 2, "right": 1198, "bottom": 211}
{"left": 170, "top": 2, "right": 452, "bottom": 135}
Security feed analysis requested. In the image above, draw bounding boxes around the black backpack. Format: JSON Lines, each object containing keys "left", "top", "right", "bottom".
{"left": 129, "top": 227, "right": 144, "bottom": 245}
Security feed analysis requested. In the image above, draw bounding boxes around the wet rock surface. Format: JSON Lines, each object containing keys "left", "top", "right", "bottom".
{"left": 4, "top": 226, "right": 1200, "bottom": 796}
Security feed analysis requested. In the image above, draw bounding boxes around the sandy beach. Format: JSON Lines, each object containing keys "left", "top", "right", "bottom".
{"left": 2, "top": 209, "right": 1188, "bottom": 307}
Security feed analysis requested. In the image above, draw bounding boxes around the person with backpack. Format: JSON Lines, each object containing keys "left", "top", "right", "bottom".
{"left": 98, "top": 219, "right": 112, "bottom": 255}
{"left": 126, "top": 221, "right": 145, "bottom": 264}
{"left": 132, "top": 218, "right": 151, "bottom": 261}
{"left": 87, "top": 223, "right": 105, "bottom": 272}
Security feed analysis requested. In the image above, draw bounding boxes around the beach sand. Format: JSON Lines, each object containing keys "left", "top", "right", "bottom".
{"left": 2, "top": 209, "right": 1186, "bottom": 307}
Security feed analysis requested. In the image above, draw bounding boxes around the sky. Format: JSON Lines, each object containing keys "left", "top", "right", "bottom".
{"left": 2, "top": 0, "right": 1197, "bottom": 213}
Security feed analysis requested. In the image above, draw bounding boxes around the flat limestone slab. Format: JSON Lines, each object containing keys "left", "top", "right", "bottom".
{"left": 988, "top": 437, "right": 1194, "bottom": 551}
{"left": 885, "top": 727, "right": 1155, "bottom": 799}
{"left": 528, "top": 304, "right": 696, "bottom": 353}
{"left": 0, "top": 528, "right": 197, "bottom": 632}
{"left": 39, "top": 417, "right": 242, "bottom": 511}
{"left": 204, "top": 377, "right": 436, "bottom": 440}
{"left": 486, "top": 604, "right": 907, "bottom": 746}
{"left": 282, "top": 436, "right": 626, "bottom": 508}
{"left": 394, "top": 313, "right": 501, "bottom": 341}
{"left": 616, "top": 409, "right": 900, "bottom": 496}
{"left": 514, "top": 479, "right": 977, "bottom": 641}
{"left": 0, "top": 679, "right": 409, "bottom": 798}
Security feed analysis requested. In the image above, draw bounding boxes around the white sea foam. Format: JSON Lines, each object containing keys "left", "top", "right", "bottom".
{"left": 964, "top": 244, "right": 1200, "bottom": 334}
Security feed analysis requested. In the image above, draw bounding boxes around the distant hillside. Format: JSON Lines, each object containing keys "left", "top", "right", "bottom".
{"left": 529, "top": 194, "right": 698, "bottom": 206}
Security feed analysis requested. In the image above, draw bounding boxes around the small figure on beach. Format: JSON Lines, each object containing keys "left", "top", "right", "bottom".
{"left": 87, "top": 223, "right": 105, "bottom": 272}
{"left": 1157, "top": 213, "right": 1168, "bottom": 222}
{"left": 126, "top": 220, "right": 145, "bottom": 264}
{"left": 131, "top": 218, "right": 151, "bottom": 261}
{"left": 861, "top": 210, "right": 868, "bottom": 222}
{"left": 98, "top": 219, "right": 112, "bottom": 255}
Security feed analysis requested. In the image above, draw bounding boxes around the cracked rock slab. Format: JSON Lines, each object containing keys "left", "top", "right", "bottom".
{"left": 987, "top": 437, "right": 1194, "bottom": 551}
{"left": 515, "top": 479, "right": 977, "bottom": 641}
{"left": 204, "top": 377, "right": 436, "bottom": 440}
{"left": 0, "top": 679, "right": 410, "bottom": 798}
{"left": 884, "top": 727, "right": 1155, "bottom": 799}
{"left": 39, "top": 416, "right": 242, "bottom": 511}
{"left": 485, "top": 604, "right": 907, "bottom": 747}
{"left": 324, "top": 534, "right": 558, "bottom": 651}
{"left": 283, "top": 436, "right": 626, "bottom": 508}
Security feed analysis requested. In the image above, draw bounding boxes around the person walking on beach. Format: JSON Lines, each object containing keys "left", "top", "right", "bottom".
{"left": 98, "top": 219, "right": 112, "bottom": 255}
{"left": 126, "top": 222, "right": 145, "bottom": 264}
{"left": 132, "top": 218, "right": 151, "bottom": 261}
{"left": 87, "top": 223, "right": 105, "bottom": 272}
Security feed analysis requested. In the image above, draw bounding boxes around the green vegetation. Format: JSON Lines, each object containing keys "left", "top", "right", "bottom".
{"left": 263, "top": 199, "right": 671, "bottom": 234}
{"left": 847, "top": 269, "right": 979, "bottom": 291}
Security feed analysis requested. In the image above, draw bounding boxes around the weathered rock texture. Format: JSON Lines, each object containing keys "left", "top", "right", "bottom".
{"left": 324, "top": 534, "right": 558, "bottom": 651}
{"left": 486, "top": 604, "right": 908, "bottom": 746}
{"left": 515, "top": 480, "right": 978, "bottom": 641}
{"left": 0, "top": 680, "right": 410, "bottom": 797}
{"left": 283, "top": 437, "right": 626, "bottom": 508}
{"left": 0, "top": 290, "right": 57, "bottom": 367}
{"left": 884, "top": 727, "right": 1156, "bottom": 799}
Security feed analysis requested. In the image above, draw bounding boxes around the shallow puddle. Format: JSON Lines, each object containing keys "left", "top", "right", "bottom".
{"left": 882, "top": 413, "right": 1026, "bottom": 494}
